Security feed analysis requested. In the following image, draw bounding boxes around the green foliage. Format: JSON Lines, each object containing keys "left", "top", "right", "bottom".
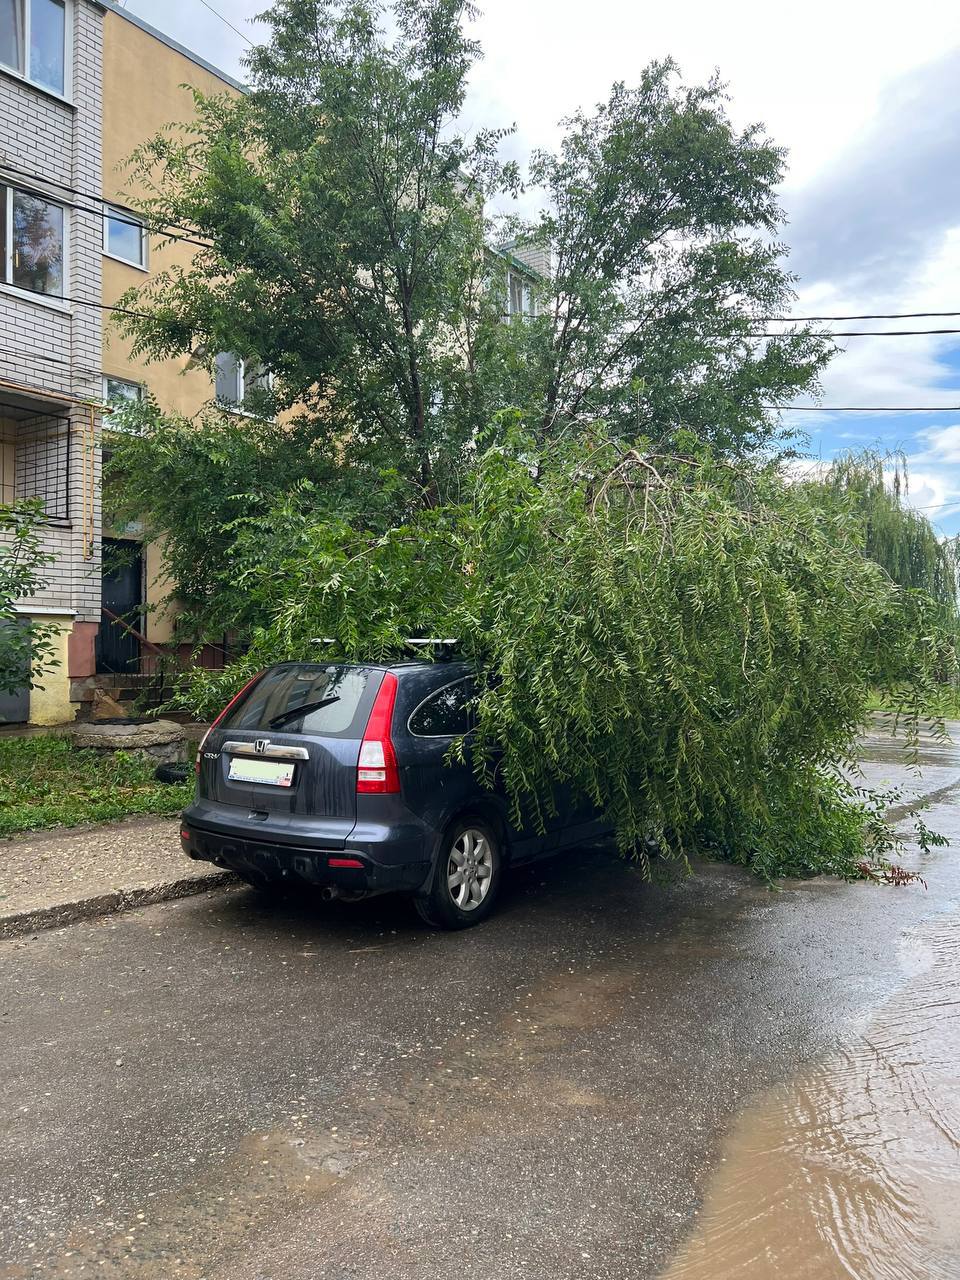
{"left": 102, "top": 0, "right": 950, "bottom": 883}
{"left": 0, "top": 501, "right": 59, "bottom": 697}
{"left": 116, "top": 0, "right": 512, "bottom": 511}
{"left": 0, "top": 736, "right": 192, "bottom": 837}
{"left": 513, "top": 63, "right": 833, "bottom": 453}
{"left": 809, "top": 450, "right": 959, "bottom": 614}
{"left": 109, "top": 6, "right": 833, "bottom": 642}
{"left": 169, "top": 432, "right": 955, "bottom": 880}
{"left": 104, "top": 398, "right": 361, "bottom": 639}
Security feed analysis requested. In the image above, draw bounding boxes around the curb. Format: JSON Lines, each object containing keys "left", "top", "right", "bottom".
{"left": 0, "top": 870, "right": 237, "bottom": 942}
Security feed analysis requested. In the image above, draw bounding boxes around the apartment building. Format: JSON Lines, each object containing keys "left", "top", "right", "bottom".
{"left": 0, "top": 0, "right": 104, "bottom": 724}
{"left": 98, "top": 4, "right": 241, "bottom": 677}
{"left": 0, "top": 0, "right": 239, "bottom": 724}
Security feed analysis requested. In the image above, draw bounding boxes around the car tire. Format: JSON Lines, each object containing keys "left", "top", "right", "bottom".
{"left": 155, "top": 762, "right": 191, "bottom": 785}
{"left": 414, "top": 818, "right": 502, "bottom": 930}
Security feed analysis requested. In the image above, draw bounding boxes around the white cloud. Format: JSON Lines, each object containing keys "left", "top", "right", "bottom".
{"left": 917, "top": 425, "right": 960, "bottom": 465}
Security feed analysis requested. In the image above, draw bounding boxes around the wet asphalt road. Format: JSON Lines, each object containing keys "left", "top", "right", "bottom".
{"left": 2, "top": 728, "right": 960, "bottom": 1279}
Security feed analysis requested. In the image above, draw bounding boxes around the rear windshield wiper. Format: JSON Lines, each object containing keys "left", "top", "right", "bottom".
{"left": 267, "top": 696, "right": 340, "bottom": 729}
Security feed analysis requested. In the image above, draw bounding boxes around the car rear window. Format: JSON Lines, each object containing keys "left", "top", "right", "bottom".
{"left": 220, "top": 665, "right": 377, "bottom": 738}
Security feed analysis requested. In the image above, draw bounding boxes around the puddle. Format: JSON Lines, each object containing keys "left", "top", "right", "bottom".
{"left": 661, "top": 909, "right": 960, "bottom": 1280}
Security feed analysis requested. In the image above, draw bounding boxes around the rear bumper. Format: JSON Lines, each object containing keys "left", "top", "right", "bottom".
{"left": 180, "top": 817, "right": 431, "bottom": 897}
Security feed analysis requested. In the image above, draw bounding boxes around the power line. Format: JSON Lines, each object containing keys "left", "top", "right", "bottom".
{"left": 7, "top": 275, "right": 960, "bottom": 347}
{"left": 10, "top": 167, "right": 960, "bottom": 339}
{"left": 0, "top": 162, "right": 215, "bottom": 251}
{"left": 758, "top": 310, "right": 960, "bottom": 322}
{"left": 773, "top": 405, "right": 960, "bottom": 413}
{"left": 10, "top": 166, "right": 960, "bottom": 334}
{"left": 9, "top": 158, "right": 960, "bottom": 342}
{"left": 753, "top": 328, "right": 960, "bottom": 339}
{"left": 197, "top": 0, "right": 254, "bottom": 46}
{"left": 21, "top": 292, "right": 149, "bottom": 318}
{"left": 0, "top": 345, "right": 96, "bottom": 371}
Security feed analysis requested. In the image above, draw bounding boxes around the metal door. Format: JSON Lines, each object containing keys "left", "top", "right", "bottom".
{"left": 96, "top": 538, "right": 143, "bottom": 674}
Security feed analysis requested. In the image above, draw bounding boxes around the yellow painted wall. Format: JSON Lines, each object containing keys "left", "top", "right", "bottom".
{"left": 102, "top": 12, "right": 237, "bottom": 419}
{"left": 102, "top": 14, "right": 241, "bottom": 644}
{"left": 27, "top": 615, "right": 73, "bottom": 726}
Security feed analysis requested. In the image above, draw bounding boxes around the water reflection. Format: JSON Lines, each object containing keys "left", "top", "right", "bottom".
{"left": 662, "top": 913, "right": 960, "bottom": 1279}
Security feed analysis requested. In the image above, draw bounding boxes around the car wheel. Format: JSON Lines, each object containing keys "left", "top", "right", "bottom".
{"left": 155, "top": 762, "right": 191, "bottom": 785}
{"left": 414, "top": 819, "right": 502, "bottom": 930}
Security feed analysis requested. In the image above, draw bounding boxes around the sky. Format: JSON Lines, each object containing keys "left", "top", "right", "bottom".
{"left": 120, "top": 0, "right": 960, "bottom": 532}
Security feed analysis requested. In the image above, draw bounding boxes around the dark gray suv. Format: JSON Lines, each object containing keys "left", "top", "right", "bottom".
{"left": 181, "top": 660, "right": 609, "bottom": 928}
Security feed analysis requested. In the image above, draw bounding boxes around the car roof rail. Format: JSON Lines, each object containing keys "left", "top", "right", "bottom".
{"left": 405, "top": 638, "right": 460, "bottom": 661}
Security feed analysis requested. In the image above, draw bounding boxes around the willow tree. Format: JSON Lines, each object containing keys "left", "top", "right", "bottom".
{"left": 170, "top": 431, "right": 955, "bottom": 881}
{"left": 815, "top": 452, "right": 959, "bottom": 616}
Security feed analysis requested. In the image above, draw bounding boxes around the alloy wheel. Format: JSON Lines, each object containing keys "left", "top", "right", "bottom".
{"left": 446, "top": 828, "right": 494, "bottom": 911}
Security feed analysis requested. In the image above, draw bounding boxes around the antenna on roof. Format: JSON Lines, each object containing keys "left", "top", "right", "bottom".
{"left": 405, "top": 638, "right": 459, "bottom": 662}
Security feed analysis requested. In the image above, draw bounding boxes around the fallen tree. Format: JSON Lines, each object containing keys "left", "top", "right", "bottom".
{"left": 171, "top": 430, "right": 955, "bottom": 880}
{"left": 105, "top": 0, "right": 954, "bottom": 880}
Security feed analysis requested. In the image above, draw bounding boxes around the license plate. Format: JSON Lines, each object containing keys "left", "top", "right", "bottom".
{"left": 227, "top": 757, "right": 296, "bottom": 787}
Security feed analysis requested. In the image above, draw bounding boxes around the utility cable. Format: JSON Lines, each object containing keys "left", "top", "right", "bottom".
{"left": 196, "top": 0, "right": 255, "bottom": 46}
{"left": 0, "top": 161, "right": 214, "bottom": 250}
{"left": 757, "top": 310, "right": 960, "bottom": 322}
{"left": 772, "top": 404, "right": 960, "bottom": 413}
{"left": 752, "top": 328, "right": 960, "bottom": 339}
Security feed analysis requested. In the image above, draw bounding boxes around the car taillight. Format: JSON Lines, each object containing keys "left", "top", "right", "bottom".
{"left": 196, "top": 671, "right": 264, "bottom": 774}
{"left": 357, "top": 672, "right": 400, "bottom": 794}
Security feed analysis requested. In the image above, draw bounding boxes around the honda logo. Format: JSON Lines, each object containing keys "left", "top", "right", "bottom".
{"left": 254, "top": 738, "right": 270, "bottom": 755}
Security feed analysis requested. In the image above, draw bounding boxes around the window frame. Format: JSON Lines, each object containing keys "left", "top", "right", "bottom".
{"left": 101, "top": 375, "right": 143, "bottom": 404}
{"left": 214, "top": 351, "right": 273, "bottom": 415}
{"left": 102, "top": 205, "right": 148, "bottom": 270}
{"left": 0, "top": 180, "right": 69, "bottom": 306}
{"left": 407, "top": 676, "right": 477, "bottom": 739}
{"left": 0, "top": 0, "right": 72, "bottom": 101}
{"left": 507, "top": 268, "right": 536, "bottom": 319}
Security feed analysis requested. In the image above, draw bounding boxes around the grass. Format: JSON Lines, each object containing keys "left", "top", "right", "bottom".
{"left": 865, "top": 685, "right": 960, "bottom": 721}
{"left": 0, "top": 735, "right": 193, "bottom": 838}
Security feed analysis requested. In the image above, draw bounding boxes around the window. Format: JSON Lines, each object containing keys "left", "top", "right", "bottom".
{"left": 102, "top": 376, "right": 142, "bottom": 404}
{"left": 0, "top": 0, "right": 67, "bottom": 96}
{"left": 1, "top": 185, "right": 65, "bottom": 297}
{"left": 103, "top": 206, "right": 146, "bottom": 268}
{"left": 214, "top": 352, "right": 272, "bottom": 410}
{"left": 221, "top": 665, "right": 378, "bottom": 739}
{"left": 507, "top": 269, "right": 535, "bottom": 318}
{"left": 408, "top": 678, "right": 476, "bottom": 737}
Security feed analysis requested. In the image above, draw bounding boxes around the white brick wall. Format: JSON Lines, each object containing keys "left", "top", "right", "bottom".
{"left": 0, "top": 0, "right": 104, "bottom": 624}
{"left": 509, "top": 243, "right": 553, "bottom": 281}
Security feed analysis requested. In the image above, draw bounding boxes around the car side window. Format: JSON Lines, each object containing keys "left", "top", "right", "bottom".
{"left": 408, "top": 678, "right": 476, "bottom": 737}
